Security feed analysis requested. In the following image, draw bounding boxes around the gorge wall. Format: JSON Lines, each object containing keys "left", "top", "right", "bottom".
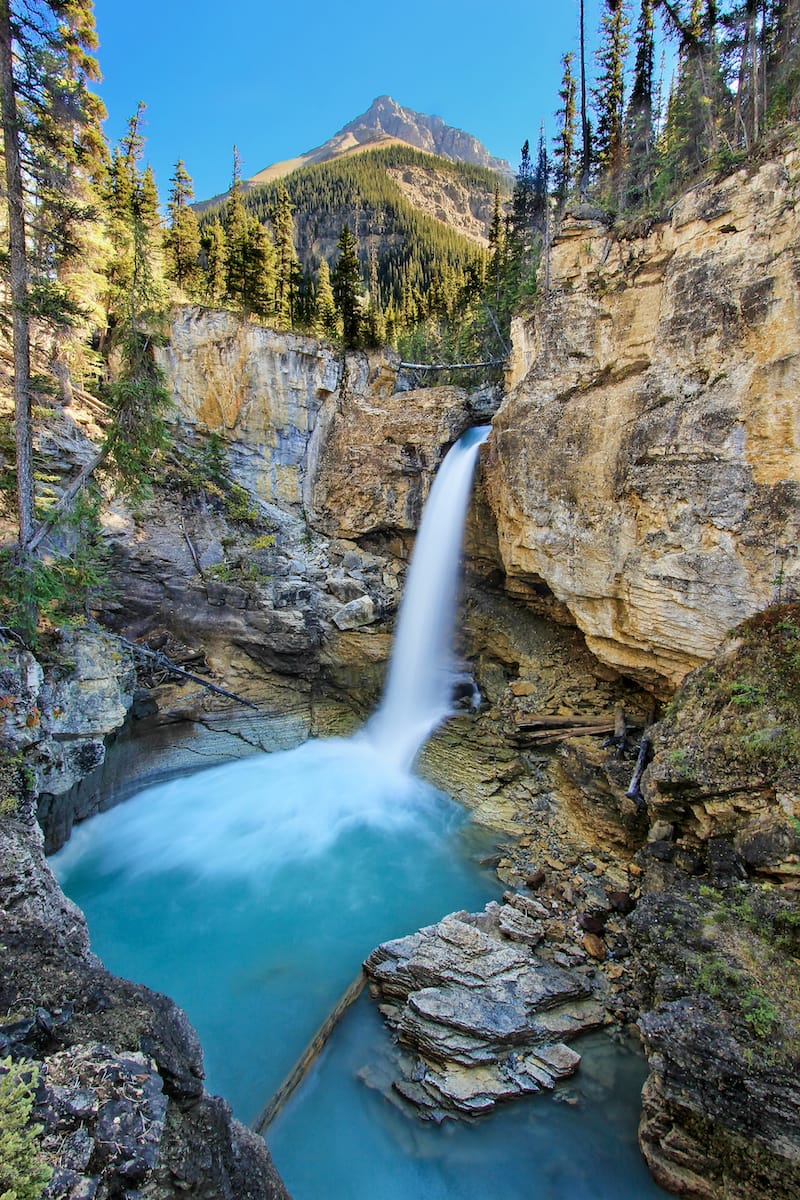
{"left": 486, "top": 138, "right": 800, "bottom": 697}
{"left": 9, "top": 139, "right": 799, "bottom": 1200}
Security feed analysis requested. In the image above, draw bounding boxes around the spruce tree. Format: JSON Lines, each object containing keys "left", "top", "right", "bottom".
{"left": 241, "top": 215, "right": 275, "bottom": 319}
{"left": 224, "top": 146, "right": 250, "bottom": 310}
{"left": 272, "top": 182, "right": 299, "bottom": 327}
{"left": 625, "top": 0, "right": 657, "bottom": 206}
{"left": 313, "top": 257, "right": 340, "bottom": 339}
{"left": 554, "top": 52, "right": 578, "bottom": 206}
{"left": 200, "top": 218, "right": 227, "bottom": 304}
{"left": 332, "top": 225, "right": 363, "bottom": 348}
{"left": 579, "top": 0, "right": 593, "bottom": 194}
{"left": 165, "top": 159, "right": 201, "bottom": 296}
{"left": 102, "top": 106, "right": 170, "bottom": 498}
{"left": 594, "top": 0, "right": 631, "bottom": 194}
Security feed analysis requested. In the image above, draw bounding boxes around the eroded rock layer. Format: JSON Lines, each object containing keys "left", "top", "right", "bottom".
{"left": 485, "top": 141, "right": 800, "bottom": 695}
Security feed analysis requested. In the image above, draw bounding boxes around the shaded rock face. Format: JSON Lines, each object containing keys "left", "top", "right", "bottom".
{"left": 0, "top": 637, "right": 290, "bottom": 1200}
{"left": 0, "top": 632, "right": 136, "bottom": 854}
{"left": 486, "top": 144, "right": 800, "bottom": 696}
{"left": 627, "top": 607, "right": 800, "bottom": 1198}
{"left": 307, "top": 376, "right": 482, "bottom": 538}
{"left": 0, "top": 802, "right": 290, "bottom": 1200}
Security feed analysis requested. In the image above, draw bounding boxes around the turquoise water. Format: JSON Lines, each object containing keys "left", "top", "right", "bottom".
{"left": 270, "top": 996, "right": 667, "bottom": 1200}
{"left": 52, "top": 738, "right": 500, "bottom": 1119}
{"left": 53, "top": 737, "right": 668, "bottom": 1199}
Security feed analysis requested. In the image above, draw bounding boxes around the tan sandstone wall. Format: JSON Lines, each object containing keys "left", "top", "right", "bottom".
{"left": 485, "top": 142, "right": 800, "bottom": 696}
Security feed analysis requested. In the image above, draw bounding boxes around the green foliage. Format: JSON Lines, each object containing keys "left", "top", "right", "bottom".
{"left": 0, "top": 1057, "right": 51, "bottom": 1200}
{"left": 164, "top": 159, "right": 202, "bottom": 296}
{"left": 332, "top": 225, "right": 364, "bottom": 349}
{"left": 201, "top": 145, "right": 492, "bottom": 320}
{"left": 224, "top": 484, "right": 260, "bottom": 524}
{"left": 0, "top": 486, "right": 109, "bottom": 643}
{"left": 103, "top": 329, "right": 171, "bottom": 499}
{"left": 740, "top": 989, "right": 779, "bottom": 1038}
{"left": 0, "top": 753, "right": 35, "bottom": 817}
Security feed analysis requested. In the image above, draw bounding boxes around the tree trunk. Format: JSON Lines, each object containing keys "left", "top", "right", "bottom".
{"left": 0, "top": 0, "right": 35, "bottom": 550}
{"left": 580, "top": 0, "right": 591, "bottom": 196}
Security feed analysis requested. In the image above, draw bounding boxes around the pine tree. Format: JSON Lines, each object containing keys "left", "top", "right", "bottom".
{"left": 272, "top": 182, "right": 299, "bottom": 327}
{"left": 165, "top": 159, "right": 201, "bottom": 296}
{"left": 104, "top": 104, "right": 166, "bottom": 331}
{"left": 241, "top": 215, "right": 275, "bottom": 319}
{"left": 625, "top": 0, "right": 657, "bottom": 206}
{"left": 364, "top": 235, "right": 386, "bottom": 347}
{"left": 200, "top": 217, "right": 227, "bottom": 304}
{"left": 0, "top": 0, "right": 103, "bottom": 558}
{"left": 102, "top": 105, "right": 170, "bottom": 499}
{"left": 579, "top": 0, "right": 593, "bottom": 194}
{"left": 655, "top": 0, "right": 726, "bottom": 189}
{"left": 594, "top": 0, "right": 631, "bottom": 193}
{"left": 554, "top": 52, "right": 578, "bottom": 206}
{"left": 486, "top": 187, "right": 506, "bottom": 312}
{"left": 313, "top": 257, "right": 339, "bottom": 339}
{"left": 332, "top": 225, "right": 363, "bottom": 348}
{"left": 224, "top": 146, "right": 250, "bottom": 310}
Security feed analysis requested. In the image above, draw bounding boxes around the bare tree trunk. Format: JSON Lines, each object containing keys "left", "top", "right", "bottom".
{"left": 0, "top": 0, "right": 35, "bottom": 550}
{"left": 580, "top": 0, "right": 591, "bottom": 196}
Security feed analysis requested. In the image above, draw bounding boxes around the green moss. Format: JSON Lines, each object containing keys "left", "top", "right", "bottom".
{"left": 0, "top": 1057, "right": 52, "bottom": 1200}
{"left": 0, "top": 753, "right": 35, "bottom": 817}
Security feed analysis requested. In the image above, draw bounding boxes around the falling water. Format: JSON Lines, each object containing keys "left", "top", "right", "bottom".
{"left": 365, "top": 424, "right": 491, "bottom": 769}
{"left": 52, "top": 415, "right": 667, "bottom": 1199}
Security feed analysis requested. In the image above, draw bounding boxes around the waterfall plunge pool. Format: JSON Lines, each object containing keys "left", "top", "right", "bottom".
{"left": 53, "top": 737, "right": 668, "bottom": 1200}
{"left": 53, "top": 428, "right": 668, "bottom": 1196}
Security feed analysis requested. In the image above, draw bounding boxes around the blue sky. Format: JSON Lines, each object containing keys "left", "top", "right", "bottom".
{"left": 92, "top": 0, "right": 637, "bottom": 202}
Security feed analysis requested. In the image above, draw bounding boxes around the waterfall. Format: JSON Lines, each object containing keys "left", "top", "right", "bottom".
{"left": 364, "top": 425, "right": 491, "bottom": 770}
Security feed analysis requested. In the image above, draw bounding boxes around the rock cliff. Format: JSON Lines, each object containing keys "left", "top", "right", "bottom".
{"left": 486, "top": 139, "right": 800, "bottom": 696}
{"left": 629, "top": 603, "right": 800, "bottom": 1198}
{"left": 0, "top": 637, "right": 289, "bottom": 1200}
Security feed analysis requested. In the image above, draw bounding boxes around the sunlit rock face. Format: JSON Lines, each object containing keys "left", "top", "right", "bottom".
{"left": 158, "top": 308, "right": 342, "bottom": 505}
{"left": 157, "top": 308, "right": 484, "bottom": 539}
{"left": 486, "top": 142, "right": 800, "bottom": 697}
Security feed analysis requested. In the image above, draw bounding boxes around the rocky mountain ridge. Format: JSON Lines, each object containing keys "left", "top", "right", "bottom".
{"left": 246, "top": 95, "right": 511, "bottom": 188}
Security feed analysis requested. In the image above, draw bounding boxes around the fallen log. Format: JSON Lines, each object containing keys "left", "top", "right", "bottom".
{"left": 109, "top": 633, "right": 260, "bottom": 711}
{"left": 252, "top": 972, "right": 365, "bottom": 1133}
{"left": 514, "top": 712, "right": 619, "bottom": 730}
{"left": 513, "top": 722, "right": 618, "bottom": 746}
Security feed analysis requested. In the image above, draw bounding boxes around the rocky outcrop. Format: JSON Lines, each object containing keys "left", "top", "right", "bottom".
{"left": 1, "top": 804, "right": 289, "bottom": 1200}
{"left": 364, "top": 899, "right": 606, "bottom": 1119}
{"left": 0, "top": 636, "right": 290, "bottom": 1199}
{"left": 156, "top": 308, "right": 343, "bottom": 506}
{"left": 627, "top": 604, "right": 800, "bottom": 1198}
{"left": 486, "top": 141, "right": 800, "bottom": 696}
{"left": 248, "top": 95, "right": 511, "bottom": 185}
{"left": 0, "top": 631, "right": 135, "bottom": 853}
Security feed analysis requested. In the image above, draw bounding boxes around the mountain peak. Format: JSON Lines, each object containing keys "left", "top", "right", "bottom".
{"left": 246, "top": 98, "right": 510, "bottom": 188}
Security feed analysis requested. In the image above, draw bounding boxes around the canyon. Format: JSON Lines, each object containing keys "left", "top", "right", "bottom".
{"left": 1, "top": 135, "right": 799, "bottom": 1199}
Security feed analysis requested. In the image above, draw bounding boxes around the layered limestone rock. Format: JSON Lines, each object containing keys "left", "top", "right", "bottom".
{"left": 0, "top": 631, "right": 136, "bottom": 853}
{"left": 157, "top": 306, "right": 343, "bottom": 505}
{"left": 363, "top": 900, "right": 605, "bottom": 1119}
{"left": 486, "top": 142, "right": 800, "bottom": 696}
{"left": 308, "top": 377, "right": 485, "bottom": 537}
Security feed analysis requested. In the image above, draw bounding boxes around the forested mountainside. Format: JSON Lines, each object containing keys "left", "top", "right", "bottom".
{"left": 199, "top": 145, "right": 501, "bottom": 329}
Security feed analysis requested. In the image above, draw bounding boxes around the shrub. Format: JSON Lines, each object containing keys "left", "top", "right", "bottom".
{"left": 0, "top": 1057, "right": 52, "bottom": 1200}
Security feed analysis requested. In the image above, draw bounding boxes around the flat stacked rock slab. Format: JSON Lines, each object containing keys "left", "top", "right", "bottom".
{"left": 364, "top": 898, "right": 607, "bottom": 1119}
